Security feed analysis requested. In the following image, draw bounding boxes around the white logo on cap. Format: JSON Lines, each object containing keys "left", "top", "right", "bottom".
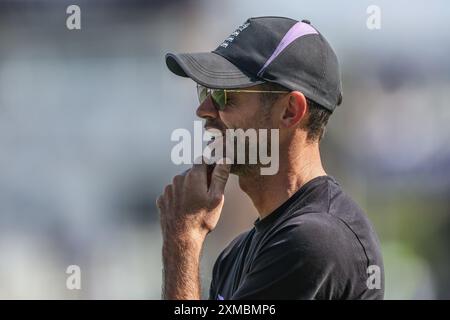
{"left": 219, "top": 22, "right": 250, "bottom": 48}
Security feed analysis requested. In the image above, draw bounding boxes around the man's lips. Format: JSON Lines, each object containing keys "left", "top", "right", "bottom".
{"left": 205, "top": 126, "right": 226, "bottom": 144}
{"left": 204, "top": 119, "right": 227, "bottom": 132}
{"left": 204, "top": 126, "right": 226, "bottom": 132}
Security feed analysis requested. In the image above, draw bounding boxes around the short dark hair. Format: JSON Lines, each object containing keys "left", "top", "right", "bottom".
{"left": 259, "top": 83, "right": 332, "bottom": 142}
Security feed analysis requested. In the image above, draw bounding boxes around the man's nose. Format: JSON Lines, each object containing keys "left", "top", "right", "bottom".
{"left": 196, "top": 96, "right": 219, "bottom": 120}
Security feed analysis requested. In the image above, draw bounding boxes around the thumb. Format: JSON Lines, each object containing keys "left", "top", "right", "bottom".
{"left": 208, "top": 164, "right": 231, "bottom": 198}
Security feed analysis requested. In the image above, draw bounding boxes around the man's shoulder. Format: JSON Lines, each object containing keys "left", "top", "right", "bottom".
{"left": 280, "top": 176, "right": 380, "bottom": 254}
{"left": 217, "top": 212, "right": 355, "bottom": 267}
{"left": 264, "top": 212, "right": 383, "bottom": 298}
{"left": 269, "top": 212, "right": 356, "bottom": 256}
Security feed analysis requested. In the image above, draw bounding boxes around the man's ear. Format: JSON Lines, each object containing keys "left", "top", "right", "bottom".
{"left": 280, "top": 91, "right": 308, "bottom": 128}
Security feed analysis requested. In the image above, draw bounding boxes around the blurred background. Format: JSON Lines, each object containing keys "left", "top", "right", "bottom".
{"left": 0, "top": 0, "right": 449, "bottom": 299}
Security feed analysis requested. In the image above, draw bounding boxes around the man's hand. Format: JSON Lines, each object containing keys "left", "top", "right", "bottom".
{"left": 156, "top": 163, "right": 231, "bottom": 299}
{"left": 157, "top": 163, "right": 231, "bottom": 240}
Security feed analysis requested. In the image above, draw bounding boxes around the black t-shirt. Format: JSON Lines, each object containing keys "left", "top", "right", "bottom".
{"left": 209, "top": 175, "right": 384, "bottom": 300}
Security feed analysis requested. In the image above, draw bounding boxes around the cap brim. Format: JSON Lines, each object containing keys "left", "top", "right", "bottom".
{"left": 165, "top": 52, "right": 263, "bottom": 89}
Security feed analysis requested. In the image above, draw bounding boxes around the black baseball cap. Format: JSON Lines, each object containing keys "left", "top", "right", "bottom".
{"left": 165, "top": 16, "right": 342, "bottom": 112}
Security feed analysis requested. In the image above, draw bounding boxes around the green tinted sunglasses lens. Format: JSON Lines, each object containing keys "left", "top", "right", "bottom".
{"left": 196, "top": 85, "right": 226, "bottom": 110}
{"left": 197, "top": 85, "right": 208, "bottom": 104}
{"left": 211, "top": 89, "right": 226, "bottom": 110}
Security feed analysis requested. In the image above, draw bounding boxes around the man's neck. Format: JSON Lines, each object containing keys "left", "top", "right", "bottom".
{"left": 238, "top": 143, "right": 326, "bottom": 220}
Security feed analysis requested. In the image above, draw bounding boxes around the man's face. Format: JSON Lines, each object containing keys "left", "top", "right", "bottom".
{"left": 196, "top": 85, "right": 277, "bottom": 176}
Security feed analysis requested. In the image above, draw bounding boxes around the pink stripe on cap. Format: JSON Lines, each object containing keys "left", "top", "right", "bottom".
{"left": 257, "top": 21, "right": 318, "bottom": 77}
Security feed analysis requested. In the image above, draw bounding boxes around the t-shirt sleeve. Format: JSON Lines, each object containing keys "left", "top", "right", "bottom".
{"left": 230, "top": 214, "right": 355, "bottom": 300}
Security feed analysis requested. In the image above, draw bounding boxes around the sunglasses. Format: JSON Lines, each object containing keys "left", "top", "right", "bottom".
{"left": 196, "top": 84, "right": 289, "bottom": 111}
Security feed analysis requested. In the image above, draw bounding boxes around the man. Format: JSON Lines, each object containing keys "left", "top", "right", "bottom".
{"left": 157, "top": 16, "right": 384, "bottom": 300}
